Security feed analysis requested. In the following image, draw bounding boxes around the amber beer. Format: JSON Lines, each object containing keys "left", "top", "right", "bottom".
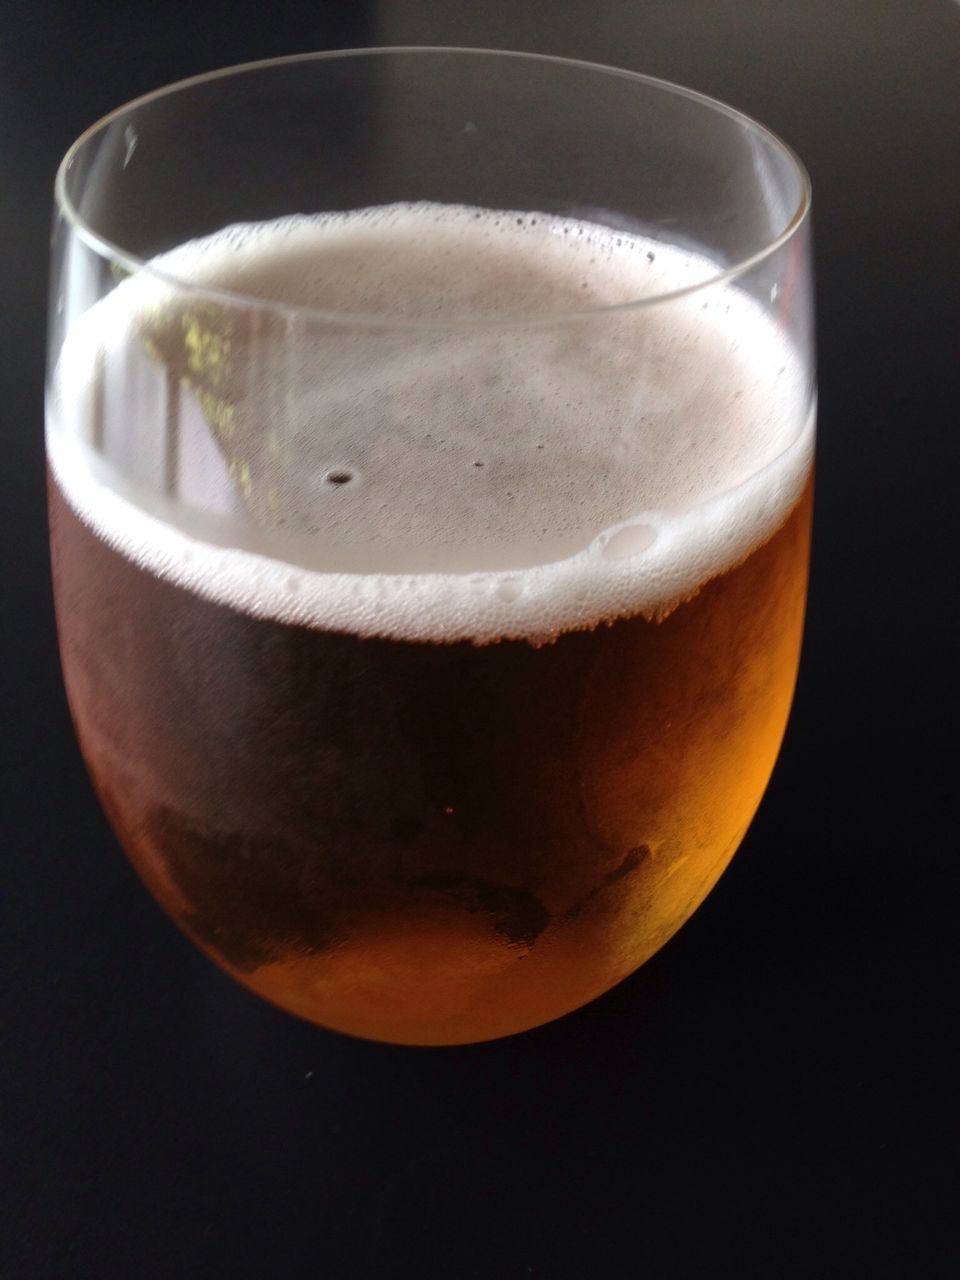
{"left": 48, "top": 205, "right": 813, "bottom": 1044}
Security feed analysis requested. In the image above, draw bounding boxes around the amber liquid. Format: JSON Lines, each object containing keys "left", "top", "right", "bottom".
{"left": 50, "top": 473, "right": 811, "bottom": 1044}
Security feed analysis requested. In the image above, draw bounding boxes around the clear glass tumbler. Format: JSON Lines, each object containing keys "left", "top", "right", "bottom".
{"left": 48, "top": 49, "right": 814, "bottom": 1044}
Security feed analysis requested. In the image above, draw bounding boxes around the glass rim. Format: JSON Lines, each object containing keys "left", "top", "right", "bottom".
{"left": 55, "top": 45, "right": 812, "bottom": 330}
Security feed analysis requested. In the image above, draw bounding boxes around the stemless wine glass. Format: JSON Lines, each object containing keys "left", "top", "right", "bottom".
{"left": 47, "top": 49, "right": 813, "bottom": 1045}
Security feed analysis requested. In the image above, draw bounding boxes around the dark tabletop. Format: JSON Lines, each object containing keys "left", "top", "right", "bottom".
{"left": 1, "top": 2, "right": 957, "bottom": 1276}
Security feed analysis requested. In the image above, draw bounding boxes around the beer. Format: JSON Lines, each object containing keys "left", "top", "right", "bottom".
{"left": 48, "top": 205, "right": 813, "bottom": 1044}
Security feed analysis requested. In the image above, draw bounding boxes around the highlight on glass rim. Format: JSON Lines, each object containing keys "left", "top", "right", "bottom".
{"left": 47, "top": 49, "right": 814, "bottom": 1044}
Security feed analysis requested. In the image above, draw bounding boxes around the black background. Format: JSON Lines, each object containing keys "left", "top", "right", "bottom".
{"left": 1, "top": 2, "right": 957, "bottom": 1276}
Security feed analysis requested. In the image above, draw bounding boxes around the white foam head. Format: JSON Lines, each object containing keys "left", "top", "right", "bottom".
{"left": 48, "top": 203, "right": 814, "bottom": 644}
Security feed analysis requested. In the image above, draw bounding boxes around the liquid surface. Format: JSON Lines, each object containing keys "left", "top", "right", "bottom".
{"left": 49, "top": 203, "right": 812, "bottom": 642}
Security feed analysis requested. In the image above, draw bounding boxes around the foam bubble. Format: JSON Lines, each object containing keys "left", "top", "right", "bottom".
{"left": 48, "top": 203, "right": 813, "bottom": 645}
{"left": 602, "top": 523, "right": 659, "bottom": 561}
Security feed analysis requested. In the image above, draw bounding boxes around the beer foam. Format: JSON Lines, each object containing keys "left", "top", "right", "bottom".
{"left": 48, "top": 203, "right": 813, "bottom": 644}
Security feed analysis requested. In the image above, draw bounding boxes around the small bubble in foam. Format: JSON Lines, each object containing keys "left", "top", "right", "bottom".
{"left": 602, "top": 523, "right": 658, "bottom": 561}
{"left": 496, "top": 579, "right": 523, "bottom": 603}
